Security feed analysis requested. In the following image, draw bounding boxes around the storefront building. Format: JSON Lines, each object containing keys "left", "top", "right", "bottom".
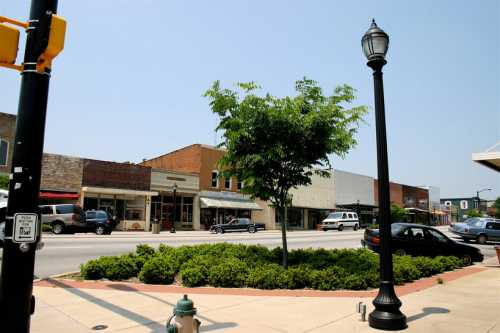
{"left": 80, "top": 159, "right": 156, "bottom": 231}
{"left": 150, "top": 169, "right": 200, "bottom": 231}
{"left": 334, "top": 169, "right": 376, "bottom": 226}
{"left": 253, "top": 171, "right": 335, "bottom": 230}
{"left": 142, "top": 144, "right": 263, "bottom": 230}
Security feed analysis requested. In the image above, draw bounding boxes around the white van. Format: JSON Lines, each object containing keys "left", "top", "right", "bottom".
{"left": 320, "top": 211, "right": 359, "bottom": 231}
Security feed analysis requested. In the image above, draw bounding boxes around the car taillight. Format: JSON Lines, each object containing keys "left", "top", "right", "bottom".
{"left": 372, "top": 236, "right": 380, "bottom": 244}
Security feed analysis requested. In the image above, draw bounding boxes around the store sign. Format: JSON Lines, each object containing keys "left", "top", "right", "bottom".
{"left": 13, "top": 213, "right": 38, "bottom": 243}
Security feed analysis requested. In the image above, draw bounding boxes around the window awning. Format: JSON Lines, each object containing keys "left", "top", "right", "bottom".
{"left": 200, "top": 197, "right": 262, "bottom": 210}
{"left": 39, "top": 192, "right": 79, "bottom": 199}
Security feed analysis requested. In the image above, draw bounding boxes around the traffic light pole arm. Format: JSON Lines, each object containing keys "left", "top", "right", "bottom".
{"left": 0, "top": 16, "right": 29, "bottom": 29}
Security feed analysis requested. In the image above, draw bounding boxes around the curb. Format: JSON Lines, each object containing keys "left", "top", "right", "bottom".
{"left": 34, "top": 266, "right": 487, "bottom": 298}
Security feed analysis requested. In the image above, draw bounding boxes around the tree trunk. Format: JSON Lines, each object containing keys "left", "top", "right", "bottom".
{"left": 281, "top": 203, "right": 289, "bottom": 269}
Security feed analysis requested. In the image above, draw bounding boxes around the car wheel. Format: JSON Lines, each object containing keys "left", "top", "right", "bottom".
{"left": 338, "top": 225, "right": 344, "bottom": 232}
{"left": 461, "top": 254, "right": 472, "bottom": 266}
{"left": 216, "top": 228, "right": 224, "bottom": 234}
{"left": 476, "top": 234, "right": 487, "bottom": 245}
{"left": 394, "top": 249, "right": 406, "bottom": 256}
{"left": 248, "top": 226, "right": 256, "bottom": 233}
{"left": 52, "top": 222, "right": 64, "bottom": 235}
{"left": 353, "top": 224, "right": 359, "bottom": 231}
{"left": 95, "top": 226, "right": 106, "bottom": 235}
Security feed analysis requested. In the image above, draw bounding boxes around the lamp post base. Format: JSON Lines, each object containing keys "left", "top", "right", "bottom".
{"left": 368, "top": 281, "right": 407, "bottom": 331}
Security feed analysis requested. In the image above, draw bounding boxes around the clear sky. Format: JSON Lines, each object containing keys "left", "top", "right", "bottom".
{"left": 1, "top": 1, "right": 499, "bottom": 200}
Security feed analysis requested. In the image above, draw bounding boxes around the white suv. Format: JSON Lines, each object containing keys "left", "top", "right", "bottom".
{"left": 320, "top": 211, "right": 359, "bottom": 231}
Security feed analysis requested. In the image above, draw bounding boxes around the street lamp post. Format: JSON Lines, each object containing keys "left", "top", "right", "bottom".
{"left": 362, "top": 19, "right": 407, "bottom": 330}
{"left": 476, "top": 188, "right": 491, "bottom": 212}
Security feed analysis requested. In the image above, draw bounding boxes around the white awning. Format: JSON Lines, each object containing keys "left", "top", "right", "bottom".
{"left": 200, "top": 197, "right": 262, "bottom": 210}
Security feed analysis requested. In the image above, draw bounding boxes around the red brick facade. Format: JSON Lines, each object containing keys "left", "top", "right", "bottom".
{"left": 82, "top": 159, "right": 151, "bottom": 191}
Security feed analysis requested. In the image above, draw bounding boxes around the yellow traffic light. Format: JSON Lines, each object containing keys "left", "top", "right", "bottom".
{"left": 37, "top": 15, "right": 66, "bottom": 71}
{"left": 0, "top": 22, "right": 20, "bottom": 65}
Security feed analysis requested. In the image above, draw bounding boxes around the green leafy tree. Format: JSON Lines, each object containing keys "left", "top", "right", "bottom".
{"left": 205, "top": 78, "right": 367, "bottom": 268}
{"left": 391, "top": 203, "right": 408, "bottom": 222}
{"left": 0, "top": 175, "right": 9, "bottom": 190}
{"left": 465, "top": 209, "right": 482, "bottom": 218}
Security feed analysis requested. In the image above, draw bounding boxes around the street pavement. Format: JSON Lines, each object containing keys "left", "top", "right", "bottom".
{"left": 0, "top": 226, "right": 497, "bottom": 278}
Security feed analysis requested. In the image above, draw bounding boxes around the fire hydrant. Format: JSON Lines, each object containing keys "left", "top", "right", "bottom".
{"left": 166, "top": 294, "right": 201, "bottom": 333}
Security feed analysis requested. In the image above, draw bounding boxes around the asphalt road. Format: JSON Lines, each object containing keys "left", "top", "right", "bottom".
{"left": 0, "top": 227, "right": 497, "bottom": 279}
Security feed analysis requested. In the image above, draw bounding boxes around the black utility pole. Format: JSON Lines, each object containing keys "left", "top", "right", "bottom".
{"left": 362, "top": 20, "right": 407, "bottom": 330}
{"left": 0, "top": 1, "right": 58, "bottom": 332}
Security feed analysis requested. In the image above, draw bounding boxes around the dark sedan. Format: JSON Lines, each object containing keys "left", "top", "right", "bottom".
{"left": 210, "top": 218, "right": 265, "bottom": 234}
{"left": 362, "top": 223, "right": 483, "bottom": 265}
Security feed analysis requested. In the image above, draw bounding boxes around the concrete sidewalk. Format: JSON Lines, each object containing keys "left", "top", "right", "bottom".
{"left": 31, "top": 264, "right": 500, "bottom": 333}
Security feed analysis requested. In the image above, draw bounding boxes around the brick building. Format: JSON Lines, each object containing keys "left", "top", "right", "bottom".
{"left": 142, "top": 144, "right": 262, "bottom": 230}
{"left": 0, "top": 112, "right": 17, "bottom": 176}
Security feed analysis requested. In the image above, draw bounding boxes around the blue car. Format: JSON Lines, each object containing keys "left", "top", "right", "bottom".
{"left": 449, "top": 218, "right": 500, "bottom": 244}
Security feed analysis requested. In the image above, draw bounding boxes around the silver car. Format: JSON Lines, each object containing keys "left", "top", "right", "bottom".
{"left": 40, "top": 204, "right": 85, "bottom": 234}
{"left": 449, "top": 217, "right": 500, "bottom": 244}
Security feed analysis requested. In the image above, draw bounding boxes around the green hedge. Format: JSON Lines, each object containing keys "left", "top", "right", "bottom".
{"left": 79, "top": 243, "right": 465, "bottom": 290}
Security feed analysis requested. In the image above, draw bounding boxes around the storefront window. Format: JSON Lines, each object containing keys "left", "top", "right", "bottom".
{"left": 182, "top": 196, "right": 193, "bottom": 223}
{"left": 84, "top": 197, "right": 98, "bottom": 211}
{"left": 276, "top": 207, "right": 304, "bottom": 229}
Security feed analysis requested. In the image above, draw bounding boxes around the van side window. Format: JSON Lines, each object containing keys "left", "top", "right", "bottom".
{"left": 348, "top": 213, "right": 353, "bottom": 219}
{"left": 55, "top": 205, "right": 73, "bottom": 214}
{"left": 353, "top": 213, "right": 358, "bottom": 219}
{"left": 342, "top": 213, "right": 347, "bottom": 219}
{"left": 40, "top": 206, "right": 53, "bottom": 215}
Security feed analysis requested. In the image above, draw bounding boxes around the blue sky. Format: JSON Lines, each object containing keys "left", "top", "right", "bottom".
{"left": 1, "top": 1, "right": 499, "bottom": 200}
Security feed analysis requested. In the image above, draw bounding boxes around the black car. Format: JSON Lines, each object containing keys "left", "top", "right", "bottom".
{"left": 209, "top": 218, "right": 265, "bottom": 234}
{"left": 362, "top": 223, "right": 483, "bottom": 265}
{"left": 84, "top": 210, "right": 116, "bottom": 235}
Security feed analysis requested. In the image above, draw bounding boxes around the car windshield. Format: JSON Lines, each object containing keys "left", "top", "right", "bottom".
{"left": 464, "top": 218, "right": 480, "bottom": 225}
{"left": 470, "top": 220, "right": 485, "bottom": 228}
{"left": 327, "top": 212, "right": 343, "bottom": 219}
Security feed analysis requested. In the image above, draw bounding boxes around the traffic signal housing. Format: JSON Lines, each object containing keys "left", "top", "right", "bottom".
{"left": 37, "top": 15, "right": 66, "bottom": 71}
{"left": 0, "top": 23, "right": 20, "bottom": 67}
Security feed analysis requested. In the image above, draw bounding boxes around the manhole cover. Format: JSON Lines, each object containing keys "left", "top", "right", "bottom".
{"left": 92, "top": 325, "right": 108, "bottom": 331}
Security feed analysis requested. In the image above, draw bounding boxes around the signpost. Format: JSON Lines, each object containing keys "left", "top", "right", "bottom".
{"left": 0, "top": 1, "right": 65, "bottom": 332}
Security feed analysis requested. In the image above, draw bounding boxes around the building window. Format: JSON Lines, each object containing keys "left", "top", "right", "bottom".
{"left": 460, "top": 200, "right": 468, "bottom": 210}
{"left": 211, "top": 171, "right": 219, "bottom": 188}
{"left": 237, "top": 179, "right": 244, "bottom": 190}
{"left": 0, "top": 139, "right": 8, "bottom": 166}
{"left": 182, "top": 196, "right": 193, "bottom": 224}
{"left": 225, "top": 177, "right": 231, "bottom": 190}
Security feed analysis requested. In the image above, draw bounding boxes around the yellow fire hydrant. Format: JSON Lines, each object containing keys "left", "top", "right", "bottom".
{"left": 166, "top": 295, "right": 201, "bottom": 333}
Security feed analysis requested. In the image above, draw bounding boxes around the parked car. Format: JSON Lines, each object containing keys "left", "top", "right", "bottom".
{"left": 320, "top": 211, "right": 360, "bottom": 231}
{"left": 362, "top": 223, "right": 483, "bottom": 265}
{"left": 0, "top": 201, "right": 6, "bottom": 247}
{"left": 84, "top": 210, "right": 116, "bottom": 235}
{"left": 449, "top": 217, "right": 500, "bottom": 244}
{"left": 40, "top": 204, "right": 85, "bottom": 234}
{"left": 209, "top": 218, "right": 265, "bottom": 234}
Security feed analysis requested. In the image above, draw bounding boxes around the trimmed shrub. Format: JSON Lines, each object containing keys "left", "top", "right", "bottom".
{"left": 309, "top": 266, "right": 348, "bottom": 290}
{"left": 208, "top": 258, "right": 249, "bottom": 288}
{"left": 139, "top": 255, "right": 177, "bottom": 284}
{"left": 180, "top": 255, "right": 219, "bottom": 287}
{"left": 393, "top": 256, "right": 422, "bottom": 284}
{"left": 136, "top": 244, "right": 155, "bottom": 258}
{"left": 80, "top": 254, "right": 141, "bottom": 281}
{"left": 279, "top": 265, "right": 312, "bottom": 289}
{"left": 247, "top": 264, "right": 285, "bottom": 289}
